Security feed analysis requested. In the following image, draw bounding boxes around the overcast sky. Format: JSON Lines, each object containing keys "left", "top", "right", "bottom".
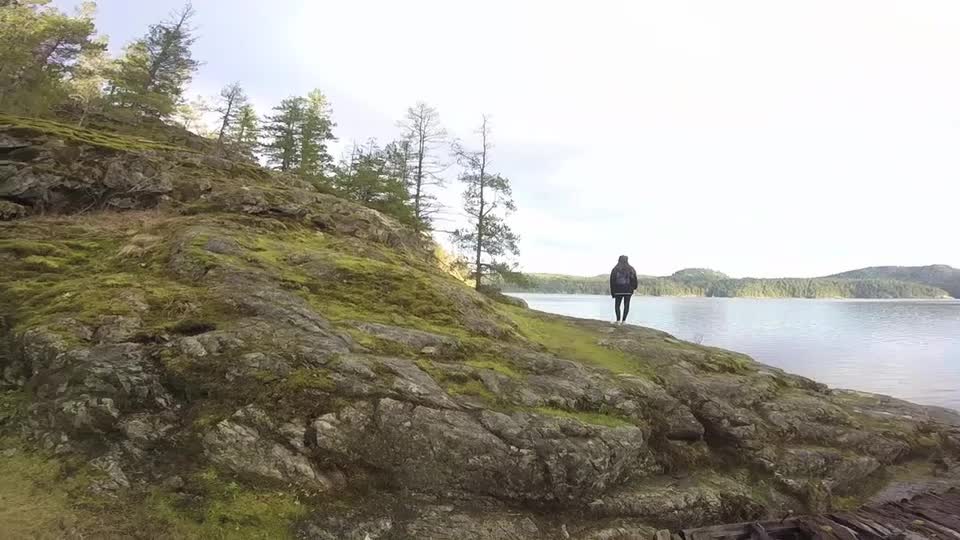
{"left": 54, "top": 0, "right": 960, "bottom": 277}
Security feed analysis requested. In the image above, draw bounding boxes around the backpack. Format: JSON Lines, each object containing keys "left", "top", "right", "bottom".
{"left": 613, "top": 267, "right": 631, "bottom": 287}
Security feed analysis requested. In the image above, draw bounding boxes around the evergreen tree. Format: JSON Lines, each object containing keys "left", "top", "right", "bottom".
{"left": 227, "top": 104, "right": 260, "bottom": 159}
{"left": 383, "top": 139, "right": 412, "bottom": 192}
{"left": 214, "top": 82, "right": 248, "bottom": 150}
{"left": 452, "top": 116, "right": 521, "bottom": 289}
{"left": 107, "top": 3, "right": 199, "bottom": 118}
{"left": 334, "top": 140, "right": 415, "bottom": 224}
{"left": 67, "top": 35, "right": 109, "bottom": 126}
{"left": 299, "top": 89, "right": 335, "bottom": 179}
{"left": 399, "top": 102, "right": 447, "bottom": 232}
{"left": 0, "top": 0, "right": 102, "bottom": 114}
{"left": 263, "top": 97, "right": 304, "bottom": 172}
{"left": 263, "top": 91, "right": 335, "bottom": 176}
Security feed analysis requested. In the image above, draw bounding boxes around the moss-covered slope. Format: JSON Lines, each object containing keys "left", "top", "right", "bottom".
{"left": 1, "top": 116, "right": 959, "bottom": 539}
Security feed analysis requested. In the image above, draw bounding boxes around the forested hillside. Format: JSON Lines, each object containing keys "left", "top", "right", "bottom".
{"left": 830, "top": 265, "right": 960, "bottom": 298}
{"left": 501, "top": 269, "right": 953, "bottom": 298}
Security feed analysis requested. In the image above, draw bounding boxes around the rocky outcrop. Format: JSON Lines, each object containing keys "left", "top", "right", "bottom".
{"left": 1, "top": 116, "right": 959, "bottom": 538}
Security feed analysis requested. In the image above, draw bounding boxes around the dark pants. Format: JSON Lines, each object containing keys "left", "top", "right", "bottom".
{"left": 614, "top": 294, "right": 632, "bottom": 322}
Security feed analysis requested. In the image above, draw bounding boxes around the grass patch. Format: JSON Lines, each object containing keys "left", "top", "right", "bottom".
{"left": 500, "top": 306, "right": 654, "bottom": 378}
{"left": 533, "top": 406, "right": 634, "bottom": 428}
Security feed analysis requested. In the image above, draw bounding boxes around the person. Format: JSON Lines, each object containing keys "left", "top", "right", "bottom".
{"left": 609, "top": 255, "right": 638, "bottom": 325}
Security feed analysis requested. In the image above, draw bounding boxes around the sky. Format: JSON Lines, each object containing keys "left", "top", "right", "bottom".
{"left": 53, "top": 0, "right": 960, "bottom": 278}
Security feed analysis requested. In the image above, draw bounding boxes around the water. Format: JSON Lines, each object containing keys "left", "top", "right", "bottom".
{"left": 511, "top": 294, "right": 960, "bottom": 410}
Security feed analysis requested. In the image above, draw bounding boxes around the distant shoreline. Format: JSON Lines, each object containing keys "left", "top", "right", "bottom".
{"left": 509, "top": 292, "right": 959, "bottom": 301}
{"left": 498, "top": 266, "right": 960, "bottom": 299}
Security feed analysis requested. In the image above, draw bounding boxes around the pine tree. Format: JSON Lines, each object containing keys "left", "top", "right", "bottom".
{"left": 263, "top": 97, "right": 305, "bottom": 172}
{"left": 214, "top": 82, "right": 248, "bottom": 151}
{"left": 452, "top": 116, "right": 521, "bottom": 289}
{"left": 399, "top": 102, "right": 447, "bottom": 232}
{"left": 383, "top": 139, "right": 412, "bottom": 191}
{"left": 0, "top": 0, "right": 102, "bottom": 114}
{"left": 227, "top": 104, "right": 260, "bottom": 159}
{"left": 107, "top": 2, "right": 199, "bottom": 118}
{"left": 68, "top": 35, "right": 109, "bottom": 126}
{"left": 299, "top": 89, "right": 335, "bottom": 180}
{"left": 334, "top": 140, "right": 414, "bottom": 224}
{"left": 263, "top": 90, "right": 335, "bottom": 176}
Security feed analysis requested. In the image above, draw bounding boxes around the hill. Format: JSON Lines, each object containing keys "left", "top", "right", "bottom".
{"left": 830, "top": 265, "right": 960, "bottom": 298}
{"left": 2, "top": 116, "right": 960, "bottom": 538}
{"left": 501, "top": 268, "right": 953, "bottom": 298}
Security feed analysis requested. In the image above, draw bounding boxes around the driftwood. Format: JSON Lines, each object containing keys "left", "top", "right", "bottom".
{"left": 676, "top": 488, "right": 960, "bottom": 540}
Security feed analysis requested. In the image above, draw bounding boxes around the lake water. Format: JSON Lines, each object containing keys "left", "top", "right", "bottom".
{"left": 511, "top": 294, "right": 960, "bottom": 410}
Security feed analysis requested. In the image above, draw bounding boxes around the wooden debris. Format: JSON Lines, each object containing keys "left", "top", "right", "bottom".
{"left": 681, "top": 488, "right": 960, "bottom": 540}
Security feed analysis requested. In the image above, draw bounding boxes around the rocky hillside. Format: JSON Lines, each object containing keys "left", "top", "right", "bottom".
{"left": 1, "top": 114, "right": 960, "bottom": 539}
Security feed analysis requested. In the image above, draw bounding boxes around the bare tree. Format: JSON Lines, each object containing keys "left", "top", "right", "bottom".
{"left": 399, "top": 102, "right": 447, "bottom": 232}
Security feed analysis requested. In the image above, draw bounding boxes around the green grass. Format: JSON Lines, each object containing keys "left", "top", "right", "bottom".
{"left": 533, "top": 406, "right": 634, "bottom": 428}
{"left": 500, "top": 306, "right": 655, "bottom": 378}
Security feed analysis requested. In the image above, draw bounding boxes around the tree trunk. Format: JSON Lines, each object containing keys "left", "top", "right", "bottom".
{"left": 413, "top": 131, "right": 426, "bottom": 232}
{"left": 216, "top": 93, "right": 236, "bottom": 152}
{"left": 475, "top": 120, "right": 488, "bottom": 290}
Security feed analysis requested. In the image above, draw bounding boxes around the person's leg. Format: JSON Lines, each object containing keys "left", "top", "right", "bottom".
{"left": 614, "top": 296, "right": 623, "bottom": 322}
{"left": 621, "top": 295, "right": 632, "bottom": 323}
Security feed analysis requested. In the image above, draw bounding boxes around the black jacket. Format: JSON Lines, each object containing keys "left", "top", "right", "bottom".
{"left": 610, "top": 261, "right": 638, "bottom": 296}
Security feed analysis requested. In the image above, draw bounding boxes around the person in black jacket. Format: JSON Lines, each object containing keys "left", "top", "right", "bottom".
{"left": 609, "top": 255, "right": 638, "bottom": 325}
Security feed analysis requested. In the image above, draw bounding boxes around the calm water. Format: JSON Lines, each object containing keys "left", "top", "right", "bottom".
{"left": 512, "top": 294, "right": 960, "bottom": 410}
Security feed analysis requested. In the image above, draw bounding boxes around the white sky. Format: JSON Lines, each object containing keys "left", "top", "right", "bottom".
{"left": 55, "top": 0, "right": 960, "bottom": 277}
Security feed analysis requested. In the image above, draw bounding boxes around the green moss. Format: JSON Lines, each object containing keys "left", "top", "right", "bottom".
{"left": 21, "top": 254, "right": 63, "bottom": 272}
{"left": 0, "top": 390, "right": 26, "bottom": 425}
{"left": 146, "top": 469, "right": 306, "bottom": 539}
{"left": 445, "top": 379, "right": 496, "bottom": 401}
{"left": 0, "top": 442, "right": 82, "bottom": 538}
{"left": 0, "top": 220, "right": 244, "bottom": 336}
{"left": 533, "top": 406, "right": 634, "bottom": 428}
{"left": 0, "top": 114, "right": 196, "bottom": 153}
{"left": 0, "top": 239, "right": 68, "bottom": 257}
{"left": 344, "top": 327, "right": 418, "bottom": 357}
{"left": 465, "top": 358, "right": 522, "bottom": 379}
{"left": 703, "top": 351, "right": 753, "bottom": 374}
{"left": 281, "top": 369, "right": 335, "bottom": 392}
{"left": 500, "top": 306, "right": 654, "bottom": 378}
{"left": 204, "top": 225, "right": 488, "bottom": 338}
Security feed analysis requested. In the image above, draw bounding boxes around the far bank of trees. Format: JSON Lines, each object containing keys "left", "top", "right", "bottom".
{"left": 499, "top": 274, "right": 950, "bottom": 299}
{"left": 0, "top": 1, "right": 523, "bottom": 285}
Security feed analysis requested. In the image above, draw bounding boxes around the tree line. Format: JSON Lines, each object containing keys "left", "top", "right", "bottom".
{"left": 0, "top": 0, "right": 520, "bottom": 289}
